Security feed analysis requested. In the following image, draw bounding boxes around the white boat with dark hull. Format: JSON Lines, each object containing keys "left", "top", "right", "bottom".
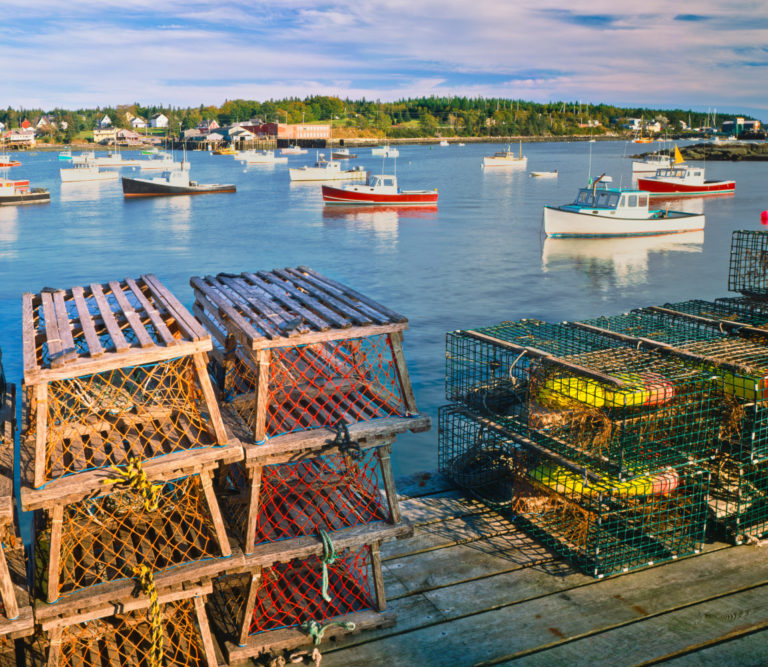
{"left": 281, "top": 145, "right": 307, "bottom": 155}
{"left": 60, "top": 162, "right": 119, "bottom": 183}
{"left": 289, "top": 154, "right": 367, "bottom": 182}
{"left": 122, "top": 170, "right": 235, "bottom": 197}
{"left": 543, "top": 179, "right": 705, "bottom": 238}
{"left": 0, "top": 178, "right": 50, "bottom": 205}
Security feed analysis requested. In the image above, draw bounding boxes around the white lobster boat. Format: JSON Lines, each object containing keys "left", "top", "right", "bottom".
{"left": 289, "top": 154, "right": 367, "bottom": 182}
{"left": 543, "top": 178, "right": 705, "bottom": 238}
{"left": 237, "top": 149, "right": 288, "bottom": 164}
{"left": 483, "top": 142, "right": 527, "bottom": 168}
{"left": 60, "top": 162, "right": 119, "bottom": 183}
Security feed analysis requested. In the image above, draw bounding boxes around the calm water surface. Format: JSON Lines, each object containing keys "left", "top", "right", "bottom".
{"left": 1, "top": 141, "right": 764, "bottom": 475}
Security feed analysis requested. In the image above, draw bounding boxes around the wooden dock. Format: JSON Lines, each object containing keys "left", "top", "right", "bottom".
{"left": 303, "top": 472, "right": 768, "bottom": 666}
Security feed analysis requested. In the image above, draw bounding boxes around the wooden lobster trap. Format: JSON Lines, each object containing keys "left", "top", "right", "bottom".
{"left": 27, "top": 455, "right": 242, "bottom": 607}
{"left": 208, "top": 530, "right": 401, "bottom": 665}
{"left": 219, "top": 412, "right": 424, "bottom": 554}
{"left": 191, "top": 267, "right": 427, "bottom": 444}
{"left": 0, "top": 383, "right": 34, "bottom": 641}
{"left": 28, "top": 581, "right": 220, "bottom": 666}
{"left": 21, "top": 274, "right": 234, "bottom": 491}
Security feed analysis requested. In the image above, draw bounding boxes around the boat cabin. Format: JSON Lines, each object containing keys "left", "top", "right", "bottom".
{"left": 567, "top": 187, "right": 655, "bottom": 219}
{"left": 651, "top": 165, "right": 705, "bottom": 185}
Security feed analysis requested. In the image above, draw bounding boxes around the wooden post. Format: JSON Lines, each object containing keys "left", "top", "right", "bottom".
{"left": 377, "top": 443, "right": 402, "bottom": 525}
{"left": 47, "top": 625, "right": 63, "bottom": 667}
{"left": 47, "top": 504, "right": 64, "bottom": 604}
{"left": 244, "top": 464, "right": 262, "bottom": 554}
{"left": 193, "top": 595, "right": 219, "bottom": 667}
{"left": 370, "top": 542, "right": 387, "bottom": 612}
{"left": 253, "top": 349, "right": 271, "bottom": 442}
{"left": 0, "top": 542, "right": 18, "bottom": 620}
{"left": 238, "top": 570, "right": 261, "bottom": 647}
{"left": 192, "top": 352, "right": 228, "bottom": 445}
{"left": 388, "top": 331, "right": 418, "bottom": 414}
{"left": 34, "top": 383, "right": 48, "bottom": 488}
{"left": 199, "top": 470, "right": 232, "bottom": 558}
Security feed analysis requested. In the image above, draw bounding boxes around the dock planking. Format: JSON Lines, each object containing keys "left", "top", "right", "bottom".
{"left": 279, "top": 473, "right": 768, "bottom": 667}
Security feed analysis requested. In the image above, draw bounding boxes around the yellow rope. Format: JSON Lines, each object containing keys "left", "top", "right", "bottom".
{"left": 133, "top": 564, "right": 164, "bottom": 667}
{"left": 104, "top": 457, "right": 163, "bottom": 512}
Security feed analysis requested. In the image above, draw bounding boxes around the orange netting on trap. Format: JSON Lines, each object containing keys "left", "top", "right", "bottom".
{"left": 222, "top": 448, "right": 390, "bottom": 547}
{"left": 248, "top": 545, "right": 375, "bottom": 636}
{"left": 35, "top": 474, "right": 224, "bottom": 600}
{"left": 226, "top": 335, "right": 406, "bottom": 437}
{"left": 35, "top": 356, "right": 218, "bottom": 485}
{"left": 55, "top": 598, "right": 208, "bottom": 667}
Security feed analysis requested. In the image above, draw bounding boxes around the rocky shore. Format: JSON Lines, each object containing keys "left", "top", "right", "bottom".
{"left": 638, "top": 142, "right": 768, "bottom": 162}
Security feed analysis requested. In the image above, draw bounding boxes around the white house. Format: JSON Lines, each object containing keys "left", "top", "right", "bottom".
{"left": 98, "top": 114, "right": 112, "bottom": 128}
{"left": 0, "top": 122, "right": 6, "bottom": 132}
{"left": 149, "top": 113, "right": 169, "bottom": 129}
{"left": 130, "top": 117, "right": 147, "bottom": 129}
{"left": 228, "top": 126, "right": 256, "bottom": 142}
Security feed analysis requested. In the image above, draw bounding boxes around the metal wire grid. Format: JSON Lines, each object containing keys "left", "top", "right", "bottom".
{"left": 728, "top": 230, "right": 768, "bottom": 295}
{"left": 219, "top": 449, "right": 390, "bottom": 547}
{"left": 704, "top": 455, "right": 768, "bottom": 545}
{"left": 580, "top": 310, "right": 727, "bottom": 346}
{"left": 664, "top": 298, "right": 768, "bottom": 327}
{"left": 505, "top": 445, "right": 710, "bottom": 578}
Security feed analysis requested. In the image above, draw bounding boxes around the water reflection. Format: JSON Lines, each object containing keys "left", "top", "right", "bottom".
{"left": 322, "top": 205, "right": 437, "bottom": 245}
{"left": 150, "top": 196, "right": 192, "bottom": 239}
{"left": 59, "top": 180, "right": 116, "bottom": 203}
{"left": 0, "top": 207, "right": 18, "bottom": 259}
{"left": 542, "top": 230, "right": 705, "bottom": 289}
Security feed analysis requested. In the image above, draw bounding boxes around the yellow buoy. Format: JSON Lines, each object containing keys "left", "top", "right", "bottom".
{"left": 530, "top": 462, "right": 679, "bottom": 498}
{"left": 539, "top": 372, "right": 675, "bottom": 410}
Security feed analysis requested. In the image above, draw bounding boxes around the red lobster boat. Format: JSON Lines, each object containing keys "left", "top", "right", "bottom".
{"left": 637, "top": 164, "right": 735, "bottom": 197}
{"left": 322, "top": 174, "right": 438, "bottom": 206}
{"left": 0, "top": 156, "right": 20, "bottom": 168}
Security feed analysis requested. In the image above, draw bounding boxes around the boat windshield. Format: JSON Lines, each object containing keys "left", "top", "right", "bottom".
{"left": 574, "top": 189, "right": 594, "bottom": 206}
{"left": 594, "top": 191, "right": 620, "bottom": 208}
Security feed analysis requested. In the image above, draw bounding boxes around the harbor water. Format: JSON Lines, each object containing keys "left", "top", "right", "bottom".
{"left": 0, "top": 141, "right": 763, "bottom": 475}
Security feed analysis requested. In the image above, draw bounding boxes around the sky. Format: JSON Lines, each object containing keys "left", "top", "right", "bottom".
{"left": 1, "top": 0, "right": 767, "bottom": 119}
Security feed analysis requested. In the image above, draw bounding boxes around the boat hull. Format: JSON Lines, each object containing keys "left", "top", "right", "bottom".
{"left": 483, "top": 157, "right": 527, "bottom": 168}
{"left": 121, "top": 177, "right": 236, "bottom": 197}
{"left": 0, "top": 189, "right": 50, "bottom": 206}
{"left": 543, "top": 206, "right": 705, "bottom": 238}
{"left": 0, "top": 161, "right": 21, "bottom": 168}
{"left": 321, "top": 185, "right": 438, "bottom": 206}
{"left": 635, "top": 177, "right": 735, "bottom": 197}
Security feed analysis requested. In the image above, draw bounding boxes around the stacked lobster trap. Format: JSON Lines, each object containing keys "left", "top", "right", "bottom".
{"left": 190, "top": 267, "right": 428, "bottom": 662}
{"left": 441, "top": 319, "right": 717, "bottom": 577}
{"left": 19, "top": 275, "right": 244, "bottom": 665}
{"left": 0, "top": 375, "right": 34, "bottom": 666}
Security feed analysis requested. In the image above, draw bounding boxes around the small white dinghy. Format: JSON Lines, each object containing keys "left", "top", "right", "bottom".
{"left": 529, "top": 170, "right": 558, "bottom": 178}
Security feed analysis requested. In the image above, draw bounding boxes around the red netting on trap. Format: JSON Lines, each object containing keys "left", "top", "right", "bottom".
{"left": 227, "top": 336, "right": 406, "bottom": 437}
{"left": 36, "top": 356, "right": 217, "bottom": 485}
{"left": 55, "top": 598, "right": 207, "bottom": 667}
{"left": 248, "top": 545, "right": 375, "bottom": 636}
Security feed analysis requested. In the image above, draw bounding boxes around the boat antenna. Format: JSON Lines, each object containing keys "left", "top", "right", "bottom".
{"left": 587, "top": 140, "right": 593, "bottom": 184}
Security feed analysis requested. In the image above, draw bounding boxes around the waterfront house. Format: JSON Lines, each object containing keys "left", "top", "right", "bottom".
{"left": 198, "top": 119, "right": 220, "bottom": 133}
{"left": 130, "top": 117, "right": 147, "bottom": 129}
{"left": 149, "top": 113, "right": 168, "bottom": 129}
{"left": 93, "top": 127, "right": 117, "bottom": 144}
{"left": 116, "top": 128, "right": 142, "bottom": 145}
{"left": 98, "top": 114, "right": 112, "bottom": 128}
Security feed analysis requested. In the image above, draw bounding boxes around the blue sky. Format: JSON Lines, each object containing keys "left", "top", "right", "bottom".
{"left": 1, "top": 0, "right": 766, "bottom": 119}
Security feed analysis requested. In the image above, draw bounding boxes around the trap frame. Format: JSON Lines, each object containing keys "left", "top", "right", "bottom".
{"left": 727, "top": 229, "right": 768, "bottom": 297}
{"left": 704, "top": 454, "right": 768, "bottom": 545}
{"left": 662, "top": 298, "right": 768, "bottom": 327}
{"left": 445, "top": 320, "right": 620, "bottom": 415}
{"left": 209, "top": 539, "right": 394, "bottom": 664}
{"left": 29, "top": 462, "right": 236, "bottom": 607}
{"left": 190, "top": 267, "right": 426, "bottom": 445}
{"left": 33, "top": 583, "right": 218, "bottom": 667}
{"left": 218, "top": 413, "right": 423, "bottom": 554}
{"left": 21, "top": 275, "right": 232, "bottom": 490}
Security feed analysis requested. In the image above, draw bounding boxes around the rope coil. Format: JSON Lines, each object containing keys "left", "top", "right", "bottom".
{"left": 132, "top": 564, "right": 164, "bottom": 667}
{"left": 326, "top": 420, "right": 362, "bottom": 459}
{"left": 299, "top": 619, "right": 356, "bottom": 645}
{"left": 319, "top": 529, "right": 338, "bottom": 603}
{"left": 104, "top": 456, "right": 163, "bottom": 512}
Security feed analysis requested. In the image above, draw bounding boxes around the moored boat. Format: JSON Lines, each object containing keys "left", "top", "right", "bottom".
{"left": 212, "top": 147, "right": 237, "bottom": 156}
{"left": 636, "top": 164, "right": 735, "bottom": 197}
{"left": 281, "top": 145, "right": 307, "bottom": 155}
{"left": 321, "top": 174, "right": 438, "bottom": 206}
{"left": 632, "top": 152, "right": 672, "bottom": 173}
{"left": 91, "top": 151, "right": 143, "bottom": 167}
{"left": 331, "top": 148, "right": 357, "bottom": 159}
{"left": 60, "top": 162, "right": 119, "bottom": 183}
{"left": 0, "top": 155, "right": 20, "bottom": 168}
{"left": 236, "top": 149, "right": 288, "bottom": 164}
{"left": 371, "top": 145, "right": 399, "bottom": 158}
{"left": 121, "top": 170, "right": 236, "bottom": 197}
{"left": 0, "top": 178, "right": 50, "bottom": 205}
{"left": 483, "top": 143, "right": 527, "bottom": 168}
{"left": 530, "top": 170, "right": 558, "bottom": 178}
{"left": 543, "top": 179, "right": 705, "bottom": 238}
{"left": 289, "top": 155, "right": 367, "bottom": 182}
{"left": 138, "top": 151, "right": 190, "bottom": 171}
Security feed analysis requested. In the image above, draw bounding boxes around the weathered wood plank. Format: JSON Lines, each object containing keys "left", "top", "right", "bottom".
{"left": 22, "top": 292, "right": 39, "bottom": 375}
{"left": 107, "top": 280, "right": 154, "bottom": 348}
{"left": 71, "top": 286, "right": 104, "bottom": 358}
{"left": 90, "top": 282, "right": 130, "bottom": 353}
{"left": 141, "top": 274, "right": 207, "bottom": 341}
{"left": 124, "top": 277, "right": 177, "bottom": 346}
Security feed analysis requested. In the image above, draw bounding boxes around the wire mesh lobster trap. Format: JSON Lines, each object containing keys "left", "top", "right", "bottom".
{"left": 704, "top": 454, "right": 768, "bottom": 545}
{"left": 219, "top": 444, "right": 395, "bottom": 553}
{"left": 21, "top": 275, "right": 229, "bottom": 489}
{"left": 191, "top": 268, "right": 422, "bottom": 444}
{"left": 728, "top": 230, "right": 768, "bottom": 296}
{"left": 524, "top": 347, "right": 721, "bottom": 478}
{"left": 36, "top": 594, "right": 218, "bottom": 667}
{"left": 503, "top": 445, "right": 710, "bottom": 578}
{"left": 663, "top": 298, "right": 768, "bottom": 327}
{"left": 208, "top": 542, "right": 389, "bottom": 660}
{"left": 33, "top": 471, "right": 232, "bottom": 604}
{"left": 438, "top": 404, "right": 519, "bottom": 507}
{"left": 445, "top": 320, "right": 620, "bottom": 415}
